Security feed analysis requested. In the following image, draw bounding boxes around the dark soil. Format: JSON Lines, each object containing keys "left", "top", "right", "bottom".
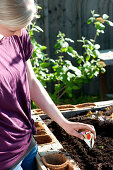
{"left": 43, "top": 114, "right": 113, "bottom": 170}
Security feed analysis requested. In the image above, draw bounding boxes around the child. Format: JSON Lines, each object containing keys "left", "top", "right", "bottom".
{"left": 0, "top": 0, "right": 96, "bottom": 169}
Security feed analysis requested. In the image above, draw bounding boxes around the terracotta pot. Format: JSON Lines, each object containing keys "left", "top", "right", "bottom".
{"left": 41, "top": 153, "right": 69, "bottom": 170}
{"left": 34, "top": 134, "right": 54, "bottom": 145}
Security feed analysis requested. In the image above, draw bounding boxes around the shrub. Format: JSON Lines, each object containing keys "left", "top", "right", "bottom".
{"left": 28, "top": 10, "right": 113, "bottom": 106}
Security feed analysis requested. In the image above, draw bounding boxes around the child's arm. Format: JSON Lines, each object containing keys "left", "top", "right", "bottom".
{"left": 26, "top": 59, "right": 96, "bottom": 140}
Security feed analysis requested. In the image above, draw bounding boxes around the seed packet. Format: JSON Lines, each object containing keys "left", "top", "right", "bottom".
{"left": 81, "top": 131, "right": 94, "bottom": 149}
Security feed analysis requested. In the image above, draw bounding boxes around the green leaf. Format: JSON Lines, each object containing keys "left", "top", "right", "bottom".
{"left": 34, "top": 25, "right": 44, "bottom": 32}
{"left": 93, "top": 50, "right": 100, "bottom": 58}
{"left": 94, "top": 22, "right": 105, "bottom": 30}
{"left": 54, "top": 43, "right": 61, "bottom": 49}
{"left": 69, "top": 65, "right": 81, "bottom": 77}
{"left": 106, "top": 20, "right": 113, "bottom": 26}
{"left": 32, "top": 27, "right": 43, "bottom": 32}
{"left": 90, "top": 39, "right": 95, "bottom": 43}
{"left": 68, "top": 93, "right": 72, "bottom": 98}
{"left": 78, "top": 59, "right": 82, "bottom": 64}
{"left": 94, "top": 44, "right": 100, "bottom": 50}
{"left": 67, "top": 46, "right": 73, "bottom": 53}
{"left": 91, "top": 10, "right": 95, "bottom": 16}
{"left": 102, "top": 14, "right": 109, "bottom": 20}
{"left": 87, "top": 17, "right": 95, "bottom": 24}
{"left": 41, "top": 62, "right": 50, "bottom": 67}
{"left": 72, "top": 86, "right": 79, "bottom": 90}
{"left": 101, "top": 68, "right": 106, "bottom": 73}
{"left": 84, "top": 134, "right": 87, "bottom": 139}
{"left": 86, "top": 55, "right": 90, "bottom": 61}
{"left": 82, "top": 45, "right": 89, "bottom": 48}
{"left": 36, "top": 5, "right": 42, "bottom": 10}
{"left": 67, "top": 52, "right": 75, "bottom": 58}
{"left": 67, "top": 72, "right": 75, "bottom": 80}
{"left": 85, "top": 40, "right": 93, "bottom": 45}
{"left": 40, "top": 46, "right": 47, "bottom": 50}
{"left": 52, "top": 65, "right": 58, "bottom": 69}
{"left": 65, "top": 38, "right": 74, "bottom": 43}
{"left": 77, "top": 39, "right": 84, "bottom": 43}
{"left": 99, "top": 30, "right": 104, "bottom": 34}
{"left": 98, "top": 145, "right": 104, "bottom": 149}
{"left": 93, "top": 14, "right": 100, "bottom": 17}
{"left": 94, "top": 71, "right": 99, "bottom": 77}
{"left": 60, "top": 41, "right": 69, "bottom": 48}
{"left": 61, "top": 47, "right": 68, "bottom": 52}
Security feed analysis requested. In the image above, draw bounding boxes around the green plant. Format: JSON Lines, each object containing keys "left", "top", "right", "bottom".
{"left": 98, "top": 145, "right": 104, "bottom": 149}
{"left": 28, "top": 10, "right": 113, "bottom": 106}
{"left": 27, "top": 5, "right": 52, "bottom": 108}
{"left": 50, "top": 10, "right": 113, "bottom": 102}
{"left": 27, "top": 6, "right": 54, "bottom": 89}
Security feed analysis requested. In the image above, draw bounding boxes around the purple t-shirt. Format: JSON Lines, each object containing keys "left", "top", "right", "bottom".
{"left": 0, "top": 28, "right": 36, "bottom": 169}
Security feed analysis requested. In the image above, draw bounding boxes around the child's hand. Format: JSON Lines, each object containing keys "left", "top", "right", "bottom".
{"left": 62, "top": 120, "right": 96, "bottom": 140}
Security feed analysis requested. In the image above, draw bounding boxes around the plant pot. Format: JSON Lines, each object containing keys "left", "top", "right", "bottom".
{"left": 75, "top": 102, "right": 96, "bottom": 109}
{"left": 56, "top": 105, "right": 76, "bottom": 111}
{"left": 32, "top": 109, "right": 44, "bottom": 114}
{"left": 36, "top": 130, "right": 47, "bottom": 135}
{"left": 34, "top": 121, "right": 43, "bottom": 127}
{"left": 41, "top": 153, "right": 69, "bottom": 170}
{"left": 34, "top": 134, "right": 54, "bottom": 145}
{"left": 67, "top": 165, "right": 74, "bottom": 170}
{"left": 34, "top": 122, "right": 45, "bottom": 131}
{"left": 32, "top": 105, "right": 77, "bottom": 115}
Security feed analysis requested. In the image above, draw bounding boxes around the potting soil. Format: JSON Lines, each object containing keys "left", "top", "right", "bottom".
{"left": 43, "top": 114, "right": 113, "bottom": 170}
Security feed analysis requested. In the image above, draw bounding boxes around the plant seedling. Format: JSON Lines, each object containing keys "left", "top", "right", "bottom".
{"left": 98, "top": 145, "right": 104, "bottom": 149}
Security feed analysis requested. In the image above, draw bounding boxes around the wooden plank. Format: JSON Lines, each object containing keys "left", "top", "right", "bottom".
{"left": 99, "top": 49, "right": 113, "bottom": 65}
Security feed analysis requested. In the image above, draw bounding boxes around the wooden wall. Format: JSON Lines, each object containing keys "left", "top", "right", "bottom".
{"left": 35, "top": 0, "right": 113, "bottom": 97}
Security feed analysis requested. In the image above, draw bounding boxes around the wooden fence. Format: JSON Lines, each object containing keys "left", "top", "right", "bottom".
{"left": 34, "top": 0, "right": 113, "bottom": 97}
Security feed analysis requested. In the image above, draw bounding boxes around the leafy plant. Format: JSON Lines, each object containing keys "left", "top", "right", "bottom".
{"left": 98, "top": 145, "right": 104, "bottom": 149}
{"left": 50, "top": 10, "right": 113, "bottom": 102}
{"left": 27, "top": 5, "right": 52, "bottom": 108}
{"left": 27, "top": 5, "right": 53, "bottom": 88}
{"left": 27, "top": 10, "right": 113, "bottom": 106}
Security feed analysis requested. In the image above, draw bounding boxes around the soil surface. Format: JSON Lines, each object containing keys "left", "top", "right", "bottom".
{"left": 43, "top": 113, "right": 113, "bottom": 170}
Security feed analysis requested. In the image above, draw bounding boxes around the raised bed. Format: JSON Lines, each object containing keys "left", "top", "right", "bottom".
{"left": 33, "top": 116, "right": 80, "bottom": 170}
{"left": 32, "top": 100, "right": 113, "bottom": 120}
{"left": 32, "top": 100, "right": 113, "bottom": 170}
{"left": 43, "top": 107, "right": 113, "bottom": 170}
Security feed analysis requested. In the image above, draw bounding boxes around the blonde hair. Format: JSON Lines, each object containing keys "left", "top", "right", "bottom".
{"left": 0, "top": 0, "right": 36, "bottom": 27}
